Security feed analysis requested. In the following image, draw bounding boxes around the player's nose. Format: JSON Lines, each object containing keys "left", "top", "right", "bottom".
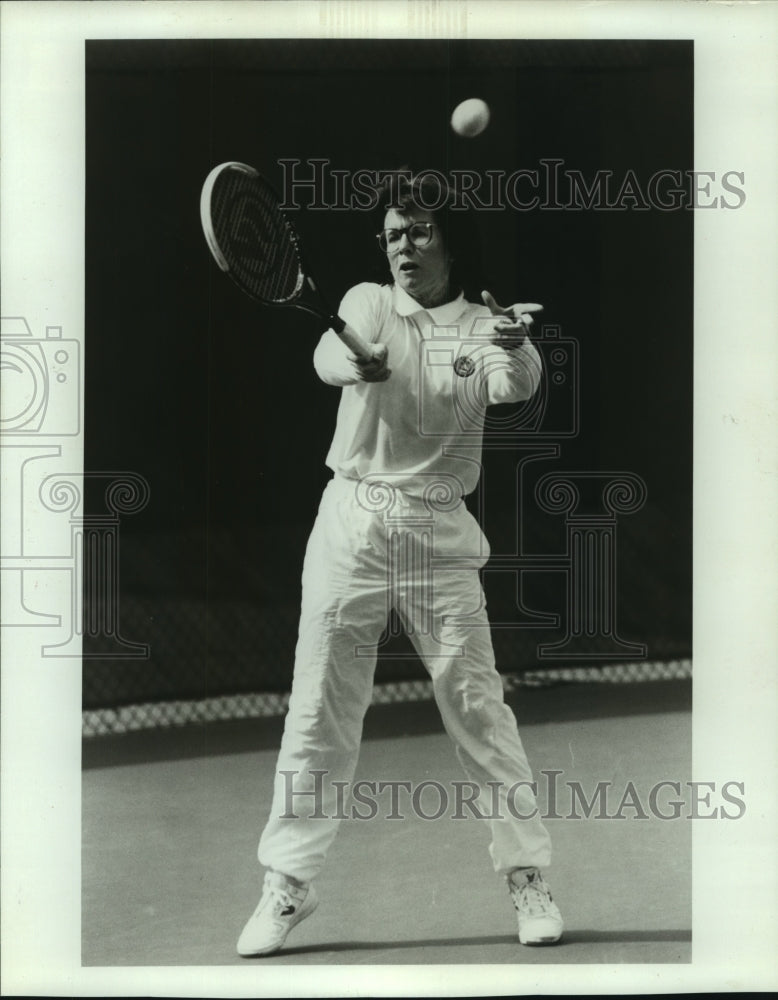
{"left": 397, "top": 231, "right": 416, "bottom": 252}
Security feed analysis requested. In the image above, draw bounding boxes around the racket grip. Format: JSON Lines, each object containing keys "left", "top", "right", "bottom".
{"left": 330, "top": 316, "right": 375, "bottom": 362}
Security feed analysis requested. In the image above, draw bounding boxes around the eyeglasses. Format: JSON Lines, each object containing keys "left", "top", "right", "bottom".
{"left": 376, "top": 222, "right": 435, "bottom": 253}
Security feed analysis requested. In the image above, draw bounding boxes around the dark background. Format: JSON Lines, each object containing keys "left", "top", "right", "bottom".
{"left": 84, "top": 39, "right": 692, "bottom": 708}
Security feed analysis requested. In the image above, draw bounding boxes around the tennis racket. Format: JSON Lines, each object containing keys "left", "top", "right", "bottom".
{"left": 200, "top": 161, "right": 374, "bottom": 362}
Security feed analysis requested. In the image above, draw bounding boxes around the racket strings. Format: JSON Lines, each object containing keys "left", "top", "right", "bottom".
{"left": 212, "top": 171, "right": 302, "bottom": 302}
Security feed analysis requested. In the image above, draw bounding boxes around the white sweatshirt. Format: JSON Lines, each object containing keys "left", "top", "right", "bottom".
{"left": 314, "top": 282, "right": 542, "bottom": 498}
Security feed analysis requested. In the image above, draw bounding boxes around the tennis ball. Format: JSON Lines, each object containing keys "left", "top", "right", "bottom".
{"left": 450, "top": 98, "right": 491, "bottom": 138}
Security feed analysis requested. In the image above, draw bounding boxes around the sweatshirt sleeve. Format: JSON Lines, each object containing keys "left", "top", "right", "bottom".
{"left": 483, "top": 337, "right": 543, "bottom": 406}
{"left": 462, "top": 308, "right": 543, "bottom": 406}
{"left": 313, "top": 283, "right": 383, "bottom": 387}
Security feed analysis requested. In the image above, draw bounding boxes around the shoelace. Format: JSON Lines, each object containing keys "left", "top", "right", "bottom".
{"left": 250, "top": 884, "right": 293, "bottom": 920}
{"left": 511, "top": 876, "right": 554, "bottom": 917}
{"left": 269, "top": 887, "right": 297, "bottom": 916}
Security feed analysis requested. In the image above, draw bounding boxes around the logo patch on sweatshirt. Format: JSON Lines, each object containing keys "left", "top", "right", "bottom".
{"left": 453, "top": 356, "right": 475, "bottom": 378}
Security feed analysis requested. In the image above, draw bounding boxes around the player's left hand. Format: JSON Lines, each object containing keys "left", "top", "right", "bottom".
{"left": 482, "top": 291, "right": 543, "bottom": 351}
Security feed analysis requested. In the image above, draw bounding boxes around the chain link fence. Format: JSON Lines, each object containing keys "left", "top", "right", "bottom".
{"left": 82, "top": 504, "right": 691, "bottom": 737}
{"left": 83, "top": 659, "right": 692, "bottom": 737}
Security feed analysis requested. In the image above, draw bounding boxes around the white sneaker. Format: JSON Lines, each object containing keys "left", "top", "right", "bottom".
{"left": 507, "top": 867, "right": 564, "bottom": 945}
{"left": 237, "top": 870, "right": 319, "bottom": 957}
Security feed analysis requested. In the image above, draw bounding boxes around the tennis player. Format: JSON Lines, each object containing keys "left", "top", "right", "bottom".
{"left": 238, "top": 174, "right": 563, "bottom": 956}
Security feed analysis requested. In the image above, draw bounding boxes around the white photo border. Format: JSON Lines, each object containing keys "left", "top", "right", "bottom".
{"left": 1, "top": 1, "right": 776, "bottom": 995}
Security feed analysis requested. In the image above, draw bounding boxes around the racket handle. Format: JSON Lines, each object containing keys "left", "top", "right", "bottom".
{"left": 330, "top": 316, "right": 375, "bottom": 362}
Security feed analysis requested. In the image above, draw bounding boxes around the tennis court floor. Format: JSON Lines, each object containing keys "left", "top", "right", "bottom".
{"left": 82, "top": 680, "right": 691, "bottom": 966}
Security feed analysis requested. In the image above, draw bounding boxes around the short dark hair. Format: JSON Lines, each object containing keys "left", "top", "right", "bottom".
{"left": 369, "top": 168, "right": 486, "bottom": 301}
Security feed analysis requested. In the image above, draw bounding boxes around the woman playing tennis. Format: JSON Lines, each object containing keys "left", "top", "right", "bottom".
{"left": 237, "top": 172, "right": 564, "bottom": 956}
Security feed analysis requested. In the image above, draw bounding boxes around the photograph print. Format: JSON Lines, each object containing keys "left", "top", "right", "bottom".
{"left": 81, "top": 36, "right": 695, "bottom": 968}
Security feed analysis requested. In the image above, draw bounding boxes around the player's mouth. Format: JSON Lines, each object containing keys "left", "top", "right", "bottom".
{"left": 399, "top": 261, "right": 419, "bottom": 272}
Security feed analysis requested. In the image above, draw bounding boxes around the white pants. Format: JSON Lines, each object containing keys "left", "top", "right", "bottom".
{"left": 257, "top": 476, "right": 552, "bottom": 882}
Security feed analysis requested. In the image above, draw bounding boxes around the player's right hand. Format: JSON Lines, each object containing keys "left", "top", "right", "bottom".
{"left": 349, "top": 343, "right": 391, "bottom": 382}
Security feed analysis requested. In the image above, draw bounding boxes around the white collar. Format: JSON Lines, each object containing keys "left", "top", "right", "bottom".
{"left": 392, "top": 283, "right": 469, "bottom": 324}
